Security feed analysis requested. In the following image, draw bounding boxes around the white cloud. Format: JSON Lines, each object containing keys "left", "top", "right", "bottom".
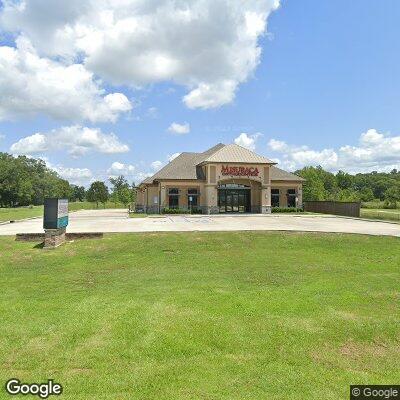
{"left": 107, "top": 161, "right": 135, "bottom": 177}
{"left": 268, "top": 129, "right": 400, "bottom": 173}
{"left": 0, "top": 37, "right": 132, "bottom": 122}
{"left": 0, "top": 0, "right": 280, "bottom": 109}
{"left": 10, "top": 125, "right": 129, "bottom": 157}
{"left": 55, "top": 166, "right": 93, "bottom": 185}
{"left": 168, "top": 122, "right": 190, "bottom": 135}
{"left": 44, "top": 159, "right": 93, "bottom": 185}
{"left": 150, "top": 160, "right": 163, "bottom": 171}
{"left": 168, "top": 152, "right": 181, "bottom": 162}
{"left": 234, "top": 132, "right": 262, "bottom": 151}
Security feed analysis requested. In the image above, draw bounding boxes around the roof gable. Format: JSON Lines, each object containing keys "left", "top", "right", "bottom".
{"left": 199, "top": 143, "right": 275, "bottom": 165}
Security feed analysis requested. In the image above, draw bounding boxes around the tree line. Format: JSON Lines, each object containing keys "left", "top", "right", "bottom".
{"left": 296, "top": 166, "right": 400, "bottom": 207}
{"left": 0, "top": 152, "right": 136, "bottom": 208}
{"left": 1, "top": 152, "right": 399, "bottom": 209}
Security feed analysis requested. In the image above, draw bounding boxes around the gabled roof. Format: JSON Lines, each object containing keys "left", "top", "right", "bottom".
{"left": 199, "top": 143, "right": 275, "bottom": 165}
{"left": 270, "top": 166, "right": 305, "bottom": 182}
{"left": 141, "top": 143, "right": 225, "bottom": 184}
{"left": 140, "top": 143, "right": 303, "bottom": 185}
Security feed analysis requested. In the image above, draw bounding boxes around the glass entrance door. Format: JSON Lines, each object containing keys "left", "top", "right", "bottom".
{"left": 218, "top": 185, "right": 251, "bottom": 213}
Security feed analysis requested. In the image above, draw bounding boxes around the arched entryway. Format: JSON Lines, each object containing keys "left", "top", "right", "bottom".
{"left": 217, "top": 183, "right": 251, "bottom": 213}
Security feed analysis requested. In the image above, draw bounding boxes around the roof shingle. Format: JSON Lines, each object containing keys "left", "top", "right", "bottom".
{"left": 140, "top": 143, "right": 304, "bottom": 184}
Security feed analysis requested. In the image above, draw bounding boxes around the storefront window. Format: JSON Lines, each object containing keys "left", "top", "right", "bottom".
{"left": 271, "top": 189, "right": 280, "bottom": 207}
{"left": 168, "top": 188, "right": 179, "bottom": 208}
{"left": 287, "top": 189, "right": 296, "bottom": 207}
{"left": 187, "top": 188, "right": 199, "bottom": 207}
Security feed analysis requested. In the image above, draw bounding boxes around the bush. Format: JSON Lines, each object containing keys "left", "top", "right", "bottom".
{"left": 162, "top": 207, "right": 203, "bottom": 214}
{"left": 271, "top": 207, "right": 304, "bottom": 213}
{"left": 162, "top": 208, "right": 186, "bottom": 214}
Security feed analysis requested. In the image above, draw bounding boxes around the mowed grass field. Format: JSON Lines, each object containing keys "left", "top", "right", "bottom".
{"left": 0, "top": 232, "right": 399, "bottom": 399}
{"left": 0, "top": 202, "right": 126, "bottom": 222}
{"left": 361, "top": 208, "right": 400, "bottom": 223}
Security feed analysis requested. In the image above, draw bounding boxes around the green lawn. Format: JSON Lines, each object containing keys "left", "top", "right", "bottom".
{"left": 0, "top": 205, "right": 43, "bottom": 222}
{"left": 361, "top": 208, "right": 400, "bottom": 222}
{"left": 0, "top": 202, "right": 127, "bottom": 222}
{"left": 0, "top": 232, "right": 399, "bottom": 399}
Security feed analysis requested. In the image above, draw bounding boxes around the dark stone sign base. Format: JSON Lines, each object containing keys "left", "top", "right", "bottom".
{"left": 44, "top": 228, "right": 66, "bottom": 249}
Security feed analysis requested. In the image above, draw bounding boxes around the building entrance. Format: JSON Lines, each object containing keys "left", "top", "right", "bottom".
{"left": 218, "top": 184, "right": 251, "bottom": 213}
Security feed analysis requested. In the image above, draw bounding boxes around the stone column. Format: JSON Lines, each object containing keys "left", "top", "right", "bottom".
{"left": 297, "top": 185, "right": 303, "bottom": 208}
{"left": 261, "top": 185, "right": 271, "bottom": 214}
{"left": 205, "top": 184, "right": 219, "bottom": 214}
{"left": 44, "top": 227, "right": 66, "bottom": 249}
{"left": 160, "top": 185, "right": 166, "bottom": 213}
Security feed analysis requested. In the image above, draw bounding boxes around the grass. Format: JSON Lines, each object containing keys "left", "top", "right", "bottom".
{"left": 0, "top": 232, "right": 399, "bottom": 399}
{"left": 129, "top": 213, "right": 148, "bottom": 218}
{"left": 0, "top": 201, "right": 127, "bottom": 223}
{"left": 0, "top": 205, "right": 43, "bottom": 222}
{"left": 361, "top": 208, "right": 400, "bottom": 223}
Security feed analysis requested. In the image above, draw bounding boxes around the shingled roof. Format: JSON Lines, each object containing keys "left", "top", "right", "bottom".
{"left": 141, "top": 143, "right": 303, "bottom": 184}
{"left": 199, "top": 143, "right": 275, "bottom": 164}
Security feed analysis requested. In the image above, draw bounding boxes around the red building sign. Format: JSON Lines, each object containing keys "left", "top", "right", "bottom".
{"left": 221, "top": 165, "right": 259, "bottom": 177}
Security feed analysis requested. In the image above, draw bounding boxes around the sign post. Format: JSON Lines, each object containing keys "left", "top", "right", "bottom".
{"left": 43, "top": 198, "right": 69, "bottom": 248}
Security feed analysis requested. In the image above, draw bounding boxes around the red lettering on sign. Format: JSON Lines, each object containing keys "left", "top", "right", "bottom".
{"left": 221, "top": 165, "right": 260, "bottom": 177}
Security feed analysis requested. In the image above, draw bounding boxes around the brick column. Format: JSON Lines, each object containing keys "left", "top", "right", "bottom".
{"left": 44, "top": 227, "right": 66, "bottom": 249}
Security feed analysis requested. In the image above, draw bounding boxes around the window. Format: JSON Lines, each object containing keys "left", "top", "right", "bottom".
{"left": 187, "top": 188, "right": 199, "bottom": 207}
{"left": 271, "top": 189, "right": 280, "bottom": 207}
{"left": 287, "top": 189, "right": 296, "bottom": 207}
{"left": 168, "top": 188, "right": 179, "bottom": 208}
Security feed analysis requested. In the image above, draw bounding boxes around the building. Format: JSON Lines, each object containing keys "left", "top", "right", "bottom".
{"left": 136, "top": 143, "right": 304, "bottom": 214}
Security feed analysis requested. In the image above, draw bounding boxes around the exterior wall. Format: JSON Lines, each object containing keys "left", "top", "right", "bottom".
{"left": 271, "top": 182, "right": 303, "bottom": 208}
{"left": 157, "top": 181, "right": 206, "bottom": 212}
{"left": 136, "top": 167, "right": 303, "bottom": 214}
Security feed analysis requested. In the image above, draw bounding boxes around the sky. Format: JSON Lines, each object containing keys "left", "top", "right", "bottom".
{"left": 0, "top": 0, "right": 400, "bottom": 186}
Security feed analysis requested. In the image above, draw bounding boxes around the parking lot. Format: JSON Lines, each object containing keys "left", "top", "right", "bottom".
{"left": 0, "top": 209, "right": 400, "bottom": 237}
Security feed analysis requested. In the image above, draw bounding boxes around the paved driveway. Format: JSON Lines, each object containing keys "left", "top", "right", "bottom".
{"left": 0, "top": 209, "right": 400, "bottom": 237}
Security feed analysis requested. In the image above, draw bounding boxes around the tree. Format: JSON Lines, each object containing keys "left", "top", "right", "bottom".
{"left": 109, "top": 176, "right": 129, "bottom": 193}
{"left": 109, "top": 175, "right": 134, "bottom": 208}
{"left": 336, "top": 170, "right": 353, "bottom": 190}
{"left": 384, "top": 185, "right": 400, "bottom": 208}
{"left": 70, "top": 185, "right": 86, "bottom": 202}
{"left": 118, "top": 186, "right": 133, "bottom": 207}
{"left": 295, "top": 166, "right": 327, "bottom": 201}
{"left": 86, "top": 181, "right": 109, "bottom": 208}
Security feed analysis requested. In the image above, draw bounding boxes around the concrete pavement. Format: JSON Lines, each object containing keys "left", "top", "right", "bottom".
{"left": 0, "top": 209, "right": 399, "bottom": 237}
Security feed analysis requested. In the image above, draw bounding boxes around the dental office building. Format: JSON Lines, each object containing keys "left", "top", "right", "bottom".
{"left": 137, "top": 143, "right": 304, "bottom": 214}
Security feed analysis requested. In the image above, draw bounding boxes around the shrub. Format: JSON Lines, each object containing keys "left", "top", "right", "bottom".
{"left": 162, "top": 208, "right": 186, "bottom": 214}
{"left": 271, "top": 207, "right": 304, "bottom": 213}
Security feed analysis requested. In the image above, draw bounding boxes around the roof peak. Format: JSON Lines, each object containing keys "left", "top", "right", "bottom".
{"left": 199, "top": 142, "right": 275, "bottom": 165}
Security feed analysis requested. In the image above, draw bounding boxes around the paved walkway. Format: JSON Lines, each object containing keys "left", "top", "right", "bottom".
{"left": 0, "top": 209, "right": 399, "bottom": 237}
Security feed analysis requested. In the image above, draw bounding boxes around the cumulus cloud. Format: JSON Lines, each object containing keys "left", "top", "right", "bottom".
{"left": 10, "top": 125, "right": 129, "bottom": 157}
{"left": 44, "top": 159, "right": 93, "bottom": 185}
{"left": 107, "top": 161, "right": 135, "bottom": 176}
{"left": 0, "top": 37, "right": 132, "bottom": 122}
{"left": 268, "top": 129, "right": 400, "bottom": 173}
{"left": 234, "top": 132, "right": 262, "bottom": 151}
{"left": 168, "top": 122, "right": 190, "bottom": 135}
{"left": 150, "top": 160, "right": 163, "bottom": 171}
{"left": 0, "top": 0, "right": 280, "bottom": 109}
{"left": 55, "top": 166, "right": 93, "bottom": 185}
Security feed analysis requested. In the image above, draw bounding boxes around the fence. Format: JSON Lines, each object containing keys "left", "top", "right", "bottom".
{"left": 303, "top": 201, "right": 361, "bottom": 218}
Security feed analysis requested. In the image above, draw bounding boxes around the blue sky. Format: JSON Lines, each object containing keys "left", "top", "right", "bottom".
{"left": 1, "top": 0, "right": 399, "bottom": 185}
